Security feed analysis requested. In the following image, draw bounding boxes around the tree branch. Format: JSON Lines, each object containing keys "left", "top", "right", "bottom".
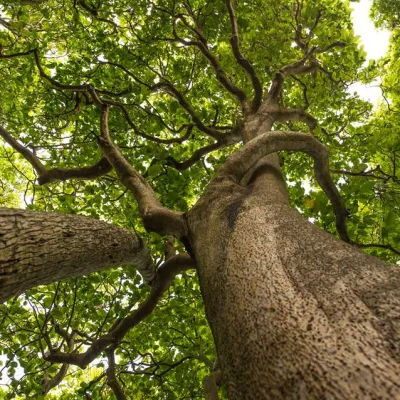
{"left": 0, "top": 208, "right": 155, "bottom": 303}
{"left": 38, "top": 157, "right": 112, "bottom": 184}
{"left": 44, "top": 254, "right": 196, "bottom": 369}
{"left": 0, "top": 125, "right": 112, "bottom": 184}
{"left": 274, "top": 108, "right": 319, "bottom": 131}
{"left": 153, "top": 81, "right": 224, "bottom": 140}
{"left": 104, "top": 100, "right": 195, "bottom": 144}
{"left": 204, "top": 370, "right": 222, "bottom": 400}
{"left": 0, "top": 50, "right": 35, "bottom": 59}
{"left": 99, "top": 60, "right": 224, "bottom": 140}
{"left": 106, "top": 347, "right": 126, "bottom": 400}
{"left": 99, "top": 106, "right": 188, "bottom": 238}
{"left": 331, "top": 168, "right": 399, "bottom": 183}
{"left": 166, "top": 141, "right": 223, "bottom": 171}
{"left": 225, "top": 0, "right": 263, "bottom": 112}
{"left": 0, "top": 49, "right": 103, "bottom": 104}
{"left": 32, "top": 49, "right": 91, "bottom": 93}
{"left": 42, "top": 332, "right": 75, "bottom": 395}
{"left": 172, "top": 14, "right": 248, "bottom": 112}
{"left": 164, "top": 122, "right": 244, "bottom": 171}
{"left": 20, "top": 0, "right": 47, "bottom": 4}
{"left": 212, "top": 131, "right": 350, "bottom": 242}
{"left": 356, "top": 243, "right": 400, "bottom": 257}
{"left": 268, "top": 57, "right": 320, "bottom": 102}
{"left": 267, "top": 37, "right": 345, "bottom": 102}
{"left": 0, "top": 125, "right": 46, "bottom": 175}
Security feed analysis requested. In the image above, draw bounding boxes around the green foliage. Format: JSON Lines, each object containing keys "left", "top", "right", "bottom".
{"left": 0, "top": 0, "right": 399, "bottom": 398}
{"left": 371, "top": 0, "right": 400, "bottom": 28}
{"left": 0, "top": 148, "right": 33, "bottom": 207}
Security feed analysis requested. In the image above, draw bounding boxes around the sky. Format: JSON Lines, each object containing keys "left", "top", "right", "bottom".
{"left": 349, "top": 0, "right": 391, "bottom": 104}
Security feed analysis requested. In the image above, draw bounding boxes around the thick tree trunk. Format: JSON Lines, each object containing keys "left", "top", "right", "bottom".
{"left": 188, "top": 158, "right": 400, "bottom": 399}
{"left": 0, "top": 208, "right": 152, "bottom": 303}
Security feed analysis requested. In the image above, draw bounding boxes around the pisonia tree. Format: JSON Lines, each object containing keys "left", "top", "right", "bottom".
{"left": 0, "top": 0, "right": 399, "bottom": 398}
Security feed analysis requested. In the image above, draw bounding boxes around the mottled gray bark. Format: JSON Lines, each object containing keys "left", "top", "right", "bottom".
{"left": 0, "top": 208, "right": 153, "bottom": 303}
{"left": 188, "top": 157, "right": 400, "bottom": 399}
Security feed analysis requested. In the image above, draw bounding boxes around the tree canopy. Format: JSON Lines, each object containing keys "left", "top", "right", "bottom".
{"left": 0, "top": 0, "right": 399, "bottom": 398}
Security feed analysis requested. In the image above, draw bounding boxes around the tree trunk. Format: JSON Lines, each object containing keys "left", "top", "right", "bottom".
{"left": 187, "top": 157, "right": 400, "bottom": 399}
{"left": 0, "top": 208, "right": 152, "bottom": 303}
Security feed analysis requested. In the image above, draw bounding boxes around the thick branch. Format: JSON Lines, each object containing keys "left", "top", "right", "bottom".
{"left": 204, "top": 370, "right": 222, "bottom": 400}
{"left": 268, "top": 58, "right": 320, "bottom": 101}
{"left": 44, "top": 254, "right": 196, "bottom": 368}
{"left": 274, "top": 108, "right": 318, "bottom": 131}
{"left": 42, "top": 333, "right": 75, "bottom": 395}
{"left": 0, "top": 208, "right": 155, "bottom": 303}
{"left": 106, "top": 348, "right": 126, "bottom": 400}
{"left": 38, "top": 157, "right": 112, "bottom": 184}
{"left": 225, "top": 0, "right": 262, "bottom": 112}
{"left": 212, "top": 131, "right": 350, "bottom": 242}
{"left": 99, "top": 106, "right": 187, "bottom": 238}
{"left": 0, "top": 125, "right": 46, "bottom": 175}
{"left": 0, "top": 125, "right": 112, "bottom": 184}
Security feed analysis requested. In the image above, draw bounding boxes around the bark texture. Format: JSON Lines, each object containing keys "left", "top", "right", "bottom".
{"left": 187, "top": 161, "right": 400, "bottom": 399}
{"left": 0, "top": 208, "right": 153, "bottom": 303}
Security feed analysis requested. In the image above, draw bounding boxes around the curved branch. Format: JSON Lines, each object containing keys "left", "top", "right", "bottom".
{"left": 32, "top": 50, "right": 89, "bottom": 92}
{"left": 2, "top": 50, "right": 225, "bottom": 143}
{"left": 153, "top": 81, "right": 223, "bottom": 140}
{"left": 100, "top": 61, "right": 223, "bottom": 140}
{"left": 0, "top": 125, "right": 46, "bottom": 175}
{"left": 356, "top": 243, "right": 400, "bottom": 256}
{"left": 99, "top": 106, "right": 188, "bottom": 238}
{"left": 267, "top": 39, "right": 345, "bottom": 103}
{"left": 172, "top": 15, "right": 248, "bottom": 112}
{"left": 0, "top": 208, "right": 155, "bottom": 303}
{"left": 106, "top": 347, "right": 126, "bottom": 400}
{"left": 225, "top": 0, "right": 262, "bottom": 112}
{"left": 268, "top": 58, "right": 320, "bottom": 102}
{"left": 331, "top": 168, "right": 399, "bottom": 183}
{"left": 204, "top": 370, "right": 222, "bottom": 400}
{"left": 42, "top": 332, "right": 75, "bottom": 395}
{"left": 0, "top": 50, "right": 35, "bottom": 59}
{"left": 1, "top": 49, "right": 103, "bottom": 104}
{"left": 164, "top": 123, "right": 244, "bottom": 171}
{"left": 274, "top": 108, "right": 318, "bottom": 131}
{"left": 106, "top": 100, "right": 196, "bottom": 144}
{"left": 38, "top": 157, "right": 112, "bottom": 184}
{"left": 0, "top": 125, "right": 112, "bottom": 184}
{"left": 212, "top": 131, "right": 350, "bottom": 242}
{"left": 166, "top": 141, "right": 223, "bottom": 171}
{"left": 44, "top": 254, "right": 196, "bottom": 368}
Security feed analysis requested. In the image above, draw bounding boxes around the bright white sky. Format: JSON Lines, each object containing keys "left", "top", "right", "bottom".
{"left": 349, "top": 0, "right": 390, "bottom": 104}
